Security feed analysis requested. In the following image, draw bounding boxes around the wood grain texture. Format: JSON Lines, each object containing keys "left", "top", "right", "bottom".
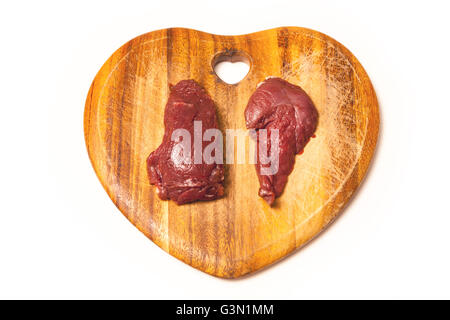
{"left": 84, "top": 27, "right": 379, "bottom": 278}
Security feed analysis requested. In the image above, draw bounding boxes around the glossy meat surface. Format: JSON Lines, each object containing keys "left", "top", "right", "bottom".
{"left": 147, "top": 80, "right": 224, "bottom": 204}
{"left": 245, "top": 77, "right": 318, "bottom": 205}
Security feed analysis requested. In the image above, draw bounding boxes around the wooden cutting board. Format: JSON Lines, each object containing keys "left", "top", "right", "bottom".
{"left": 84, "top": 27, "right": 379, "bottom": 278}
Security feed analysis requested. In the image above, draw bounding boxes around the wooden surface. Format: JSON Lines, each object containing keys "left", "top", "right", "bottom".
{"left": 84, "top": 27, "right": 379, "bottom": 278}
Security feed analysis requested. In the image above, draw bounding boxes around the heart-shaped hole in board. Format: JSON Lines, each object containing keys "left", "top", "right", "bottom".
{"left": 212, "top": 50, "right": 251, "bottom": 84}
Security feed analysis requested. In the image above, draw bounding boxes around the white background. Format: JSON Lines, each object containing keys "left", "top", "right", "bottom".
{"left": 1, "top": 0, "right": 449, "bottom": 299}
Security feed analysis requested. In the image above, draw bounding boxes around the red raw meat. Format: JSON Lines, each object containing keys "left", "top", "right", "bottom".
{"left": 245, "top": 77, "right": 318, "bottom": 205}
{"left": 147, "top": 80, "right": 224, "bottom": 205}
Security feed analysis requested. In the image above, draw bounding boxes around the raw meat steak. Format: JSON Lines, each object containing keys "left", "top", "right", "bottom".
{"left": 147, "top": 80, "right": 224, "bottom": 205}
{"left": 245, "top": 77, "right": 318, "bottom": 205}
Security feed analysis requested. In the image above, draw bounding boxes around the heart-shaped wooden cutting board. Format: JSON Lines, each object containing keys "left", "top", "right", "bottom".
{"left": 84, "top": 27, "right": 379, "bottom": 278}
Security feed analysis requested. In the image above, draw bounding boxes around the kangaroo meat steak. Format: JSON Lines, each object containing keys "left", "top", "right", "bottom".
{"left": 245, "top": 77, "right": 319, "bottom": 205}
{"left": 147, "top": 80, "right": 224, "bottom": 205}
